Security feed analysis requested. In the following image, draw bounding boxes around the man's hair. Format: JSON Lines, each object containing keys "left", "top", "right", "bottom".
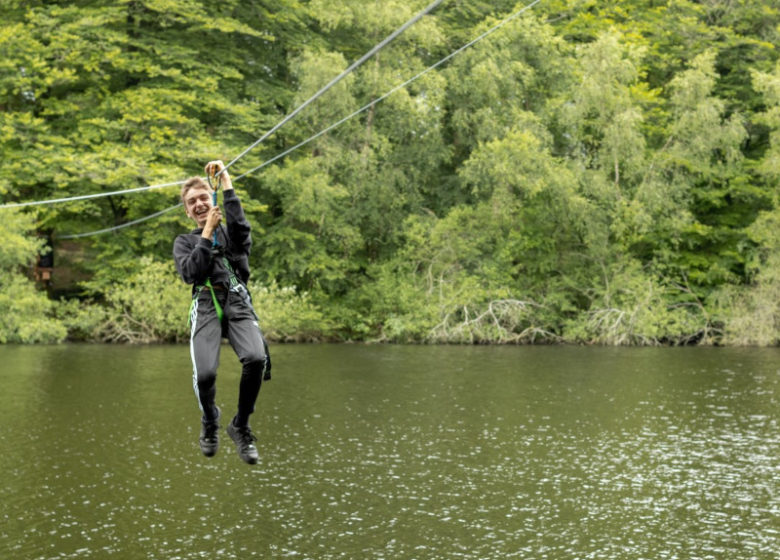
{"left": 180, "top": 177, "right": 212, "bottom": 202}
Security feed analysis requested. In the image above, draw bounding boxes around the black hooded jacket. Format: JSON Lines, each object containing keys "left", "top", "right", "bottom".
{"left": 173, "top": 189, "right": 252, "bottom": 292}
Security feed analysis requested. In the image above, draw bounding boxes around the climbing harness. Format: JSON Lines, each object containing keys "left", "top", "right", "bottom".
{"left": 188, "top": 252, "right": 242, "bottom": 327}
{"left": 189, "top": 279, "right": 224, "bottom": 325}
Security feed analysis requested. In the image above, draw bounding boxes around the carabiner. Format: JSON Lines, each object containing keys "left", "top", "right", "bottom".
{"left": 206, "top": 165, "right": 222, "bottom": 192}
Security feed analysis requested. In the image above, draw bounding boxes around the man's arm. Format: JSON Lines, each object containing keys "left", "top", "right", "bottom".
{"left": 206, "top": 160, "right": 251, "bottom": 254}
{"left": 222, "top": 190, "right": 252, "bottom": 253}
{"left": 173, "top": 234, "right": 213, "bottom": 285}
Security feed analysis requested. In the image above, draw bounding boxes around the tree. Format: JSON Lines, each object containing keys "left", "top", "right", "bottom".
{"left": 1, "top": 0, "right": 779, "bottom": 344}
{"left": 0, "top": 210, "right": 66, "bottom": 342}
{"left": 717, "top": 61, "right": 780, "bottom": 346}
{"left": 0, "top": 0, "right": 310, "bottom": 288}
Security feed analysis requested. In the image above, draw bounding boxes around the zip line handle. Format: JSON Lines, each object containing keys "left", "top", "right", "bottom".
{"left": 205, "top": 162, "right": 223, "bottom": 247}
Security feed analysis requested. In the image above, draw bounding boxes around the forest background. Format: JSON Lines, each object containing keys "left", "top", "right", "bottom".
{"left": 1, "top": 0, "right": 779, "bottom": 346}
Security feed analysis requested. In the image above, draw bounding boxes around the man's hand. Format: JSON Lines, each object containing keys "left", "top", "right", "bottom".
{"left": 201, "top": 206, "right": 222, "bottom": 240}
{"left": 205, "top": 160, "right": 234, "bottom": 191}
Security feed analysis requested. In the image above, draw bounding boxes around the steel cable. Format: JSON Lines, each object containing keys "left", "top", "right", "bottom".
{"left": 27, "top": 0, "right": 544, "bottom": 238}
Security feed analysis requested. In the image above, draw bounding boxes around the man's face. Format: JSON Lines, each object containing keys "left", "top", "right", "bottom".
{"left": 184, "top": 187, "right": 214, "bottom": 228}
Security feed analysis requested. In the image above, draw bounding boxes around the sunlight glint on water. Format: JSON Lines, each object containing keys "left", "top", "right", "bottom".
{"left": 0, "top": 344, "right": 778, "bottom": 559}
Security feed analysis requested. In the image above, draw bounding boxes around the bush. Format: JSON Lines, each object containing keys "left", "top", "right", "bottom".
{"left": 247, "top": 280, "right": 333, "bottom": 342}
{"left": 563, "top": 261, "right": 714, "bottom": 346}
{"left": 0, "top": 209, "right": 66, "bottom": 343}
{"left": 0, "top": 271, "right": 67, "bottom": 343}
{"left": 359, "top": 260, "right": 558, "bottom": 344}
{"left": 94, "top": 257, "right": 191, "bottom": 343}
{"left": 427, "top": 298, "right": 560, "bottom": 344}
{"left": 55, "top": 298, "right": 109, "bottom": 342}
{"left": 61, "top": 257, "right": 333, "bottom": 343}
{"left": 713, "top": 265, "right": 780, "bottom": 346}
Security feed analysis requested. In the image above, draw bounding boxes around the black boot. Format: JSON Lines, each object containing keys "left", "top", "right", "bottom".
{"left": 226, "top": 418, "right": 258, "bottom": 464}
{"left": 199, "top": 407, "right": 220, "bottom": 457}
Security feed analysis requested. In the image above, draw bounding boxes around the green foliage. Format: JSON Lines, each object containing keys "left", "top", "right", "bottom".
{"left": 0, "top": 210, "right": 44, "bottom": 269}
{"left": 93, "top": 257, "right": 191, "bottom": 343}
{"left": 255, "top": 157, "right": 361, "bottom": 292}
{"left": 54, "top": 257, "right": 336, "bottom": 343}
{"left": 248, "top": 280, "right": 333, "bottom": 342}
{"left": 752, "top": 61, "right": 780, "bottom": 183}
{"left": 54, "top": 298, "right": 109, "bottom": 343}
{"left": 0, "top": 210, "right": 66, "bottom": 343}
{"left": 2, "top": 0, "right": 780, "bottom": 345}
{"left": 561, "top": 30, "right": 648, "bottom": 187}
{"left": 0, "top": 0, "right": 309, "bottom": 271}
{"left": 716, "top": 198, "right": 780, "bottom": 346}
{"left": 715, "top": 275, "right": 780, "bottom": 347}
{"left": 563, "top": 259, "right": 714, "bottom": 346}
{"left": 0, "top": 270, "right": 67, "bottom": 343}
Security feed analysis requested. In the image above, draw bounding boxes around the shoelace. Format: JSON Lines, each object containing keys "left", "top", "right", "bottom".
{"left": 235, "top": 426, "right": 257, "bottom": 447}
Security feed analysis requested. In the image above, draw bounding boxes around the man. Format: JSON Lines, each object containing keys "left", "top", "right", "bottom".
{"left": 173, "top": 160, "right": 271, "bottom": 465}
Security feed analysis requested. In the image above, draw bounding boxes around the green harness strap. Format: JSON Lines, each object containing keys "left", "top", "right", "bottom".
{"left": 188, "top": 279, "right": 224, "bottom": 326}
{"left": 221, "top": 256, "right": 241, "bottom": 290}
{"left": 187, "top": 259, "right": 242, "bottom": 326}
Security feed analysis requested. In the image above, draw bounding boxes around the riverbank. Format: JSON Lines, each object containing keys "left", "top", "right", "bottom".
{"left": 18, "top": 293, "right": 779, "bottom": 347}
{"left": 3, "top": 257, "right": 777, "bottom": 346}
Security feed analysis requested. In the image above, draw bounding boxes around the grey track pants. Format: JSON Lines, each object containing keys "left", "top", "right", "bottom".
{"left": 188, "top": 286, "right": 269, "bottom": 426}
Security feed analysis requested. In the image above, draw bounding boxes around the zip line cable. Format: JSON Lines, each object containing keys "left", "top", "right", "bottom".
{"left": 235, "top": 0, "right": 543, "bottom": 182}
{"left": 55, "top": 0, "right": 543, "bottom": 238}
{"left": 0, "top": 180, "right": 185, "bottom": 209}
{"left": 221, "top": 0, "right": 444, "bottom": 175}
{"left": 29, "top": 0, "right": 544, "bottom": 239}
{"left": 0, "top": 0, "right": 442, "bottom": 212}
{"left": 56, "top": 203, "right": 183, "bottom": 239}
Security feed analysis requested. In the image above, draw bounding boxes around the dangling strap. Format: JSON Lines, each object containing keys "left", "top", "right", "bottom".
{"left": 222, "top": 256, "right": 241, "bottom": 290}
{"left": 204, "top": 279, "right": 224, "bottom": 322}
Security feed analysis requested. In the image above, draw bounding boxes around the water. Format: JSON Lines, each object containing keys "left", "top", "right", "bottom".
{"left": 0, "top": 344, "right": 778, "bottom": 559}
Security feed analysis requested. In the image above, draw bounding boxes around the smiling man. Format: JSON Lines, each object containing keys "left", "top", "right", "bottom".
{"left": 173, "top": 160, "right": 271, "bottom": 465}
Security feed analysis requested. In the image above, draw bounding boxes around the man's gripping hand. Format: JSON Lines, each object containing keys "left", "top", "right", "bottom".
{"left": 201, "top": 206, "right": 222, "bottom": 240}
{"left": 205, "top": 160, "right": 233, "bottom": 191}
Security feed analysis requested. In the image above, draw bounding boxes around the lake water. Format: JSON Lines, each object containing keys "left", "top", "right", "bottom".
{"left": 0, "top": 344, "right": 778, "bottom": 559}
